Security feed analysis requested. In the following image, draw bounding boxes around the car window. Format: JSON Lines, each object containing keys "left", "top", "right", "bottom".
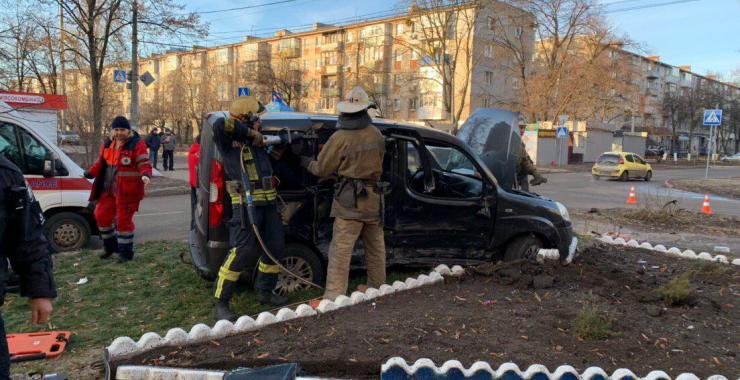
{"left": 633, "top": 155, "right": 646, "bottom": 164}
{"left": 624, "top": 154, "right": 634, "bottom": 163}
{"left": 0, "top": 122, "right": 23, "bottom": 167}
{"left": 19, "top": 129, "right": 50, "bottom": 175}
{"left": 597, "top": 154, "right": 619, "bottom": 164}
{"left": 406, "top": 140, "right": 483, "bottom": 199}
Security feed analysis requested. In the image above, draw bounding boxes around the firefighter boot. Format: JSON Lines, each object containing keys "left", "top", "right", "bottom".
{"left": 255, "top": 272, "right": 288, "bottom": 307}
{"left": 214, "top": 300, "right": 236, "bottom": 322}
{"left": 99, "top": 226, "right": 117, "bottom": 259}
{"left": 530, "top": 173, "right": 548, "bottom": 186}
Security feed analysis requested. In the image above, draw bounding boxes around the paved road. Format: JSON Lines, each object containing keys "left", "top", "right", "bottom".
{"left": 535, "top": 166, "right": 740, "bottom": 217}
{"left": 131, "top": 166, "right": 740, "bottom": 245}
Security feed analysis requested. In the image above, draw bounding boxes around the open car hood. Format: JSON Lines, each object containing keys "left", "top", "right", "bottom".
{"left": 456, "top": 108, "right": 522, "bottom": 191}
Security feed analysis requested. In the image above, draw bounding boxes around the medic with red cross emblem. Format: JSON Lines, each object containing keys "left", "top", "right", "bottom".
{"left": 84, "top": 116, "right": 152, "bottom": 262}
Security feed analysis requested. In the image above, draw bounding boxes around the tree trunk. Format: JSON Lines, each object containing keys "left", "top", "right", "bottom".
{"left": 90, "top": 71, "right": 104, "bottom": 158}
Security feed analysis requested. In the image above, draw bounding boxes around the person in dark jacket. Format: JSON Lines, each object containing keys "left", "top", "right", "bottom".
{"left": 0, "top": 154, "right": 57, "bottom": 377}
{"left": 161, "top": 130, "right": 176, "bottom": 171}
{"left": 145, "top": 128, "right": 162, "bottom": 170}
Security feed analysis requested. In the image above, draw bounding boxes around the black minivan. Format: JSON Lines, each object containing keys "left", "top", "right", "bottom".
{"left": 190, "top": 111, "right": 576, "bottom": 293}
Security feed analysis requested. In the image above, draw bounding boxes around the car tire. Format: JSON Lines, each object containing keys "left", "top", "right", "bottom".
{"left": 592, "top": 174, "right": 600, "bottom": 180}
{"left": 503, "top": 235, "right": 543, "bottom": 262}
{"left": 619, "top": 171, "right": 629, "bottom": 182}
{"left": 644, "top": 171, "right": 652, "bottom": 182}
{"left": 274, "top": 243, "right": 325, "bottom": 295}
{"left": 43, "top": 212, "right": 91, "bottom": 252}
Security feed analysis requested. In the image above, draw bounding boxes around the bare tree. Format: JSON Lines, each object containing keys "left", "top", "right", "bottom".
{"left": 394, "top": 0, "right": 481, "bottom": 133}
{"left": 662, "top": 90, "right": 689, "bottom": 154}
{"left": 0, "top": 5, "right": 37, "bottom": 91}
{"left": 264, "top": 56, "right": 304, "bottom": 109}
{"left": 52, "top": 0, "right": 204, "bottom": 155}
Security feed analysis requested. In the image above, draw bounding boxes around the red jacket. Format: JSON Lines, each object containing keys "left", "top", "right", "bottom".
{"left": 87, "top": 131, "right": 152, "bottom": 201}
{"left": 188, "top": 142, "right": 201, "bottom": 188}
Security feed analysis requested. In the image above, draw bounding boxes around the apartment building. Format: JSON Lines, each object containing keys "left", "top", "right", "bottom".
{"left": 63, "top": 0, "right": 531, "bottom": 133}
{"left": 610, "top": 51, "right": 740, "bottom": 153}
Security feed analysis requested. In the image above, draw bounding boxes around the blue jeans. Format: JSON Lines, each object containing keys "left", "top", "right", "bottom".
{"left": 149, "top": 149, "right": 159, "bottom": 169}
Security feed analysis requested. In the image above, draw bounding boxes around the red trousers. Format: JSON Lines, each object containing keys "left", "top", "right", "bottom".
{"left": 94, "top": 192, "right": 140, "bottom": 234}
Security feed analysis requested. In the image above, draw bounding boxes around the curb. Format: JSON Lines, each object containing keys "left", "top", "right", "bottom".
{"left": 597, "top": 233, "right": 739, "bottom": 266}
{"left": 380, "top": 357, "right": 729, "bottom": 380}
{"left": 106, "top": 265, "right": 464, "bottom": 360}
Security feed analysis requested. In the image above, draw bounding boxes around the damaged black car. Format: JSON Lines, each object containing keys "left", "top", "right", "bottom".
{"left": 190, "top": 109, "right": 576, "bottom": 293}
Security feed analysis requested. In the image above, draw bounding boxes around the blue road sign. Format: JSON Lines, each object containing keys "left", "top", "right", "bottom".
{"left": 114, "top": 69, "right": 126, "bottom": 83}
{"left": 237, "top": 87, "right": 251, "bottom": 97}
{"left": 556, "top": 126, "right": 568, "bottom": 138}
{"left": 703, "top": 109, "right": 722, "bottom": 126}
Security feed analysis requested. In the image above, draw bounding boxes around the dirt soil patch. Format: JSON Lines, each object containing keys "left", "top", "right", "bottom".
{"left": 667, "top": 177, "right": 740, "bottom": 200}
{"left": 574, "top": 208, "right": 740, "bottom": 239}
{"left": 113, "top": 244, "right": 739, "bottom": 379}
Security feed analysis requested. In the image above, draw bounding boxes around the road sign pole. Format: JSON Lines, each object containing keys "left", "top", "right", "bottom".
{"left": 705, "top": 125, "right": 713, "bottom": 179}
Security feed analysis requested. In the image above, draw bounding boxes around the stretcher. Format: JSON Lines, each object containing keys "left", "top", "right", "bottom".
{"left": 7, "top": 331, "right": 72, "bottom": 362}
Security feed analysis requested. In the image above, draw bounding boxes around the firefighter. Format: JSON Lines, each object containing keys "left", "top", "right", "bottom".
{"left": 301, "top": 87, "right": 386, "bottom": 302}
{"left": 84, "top": 116, "right": 152, "bottom": 262}
{"left": 0, "top": 154, "right": 56, "bottom": 377}
{"left": 212, "top": 96, "right": 289, "bottom": 322}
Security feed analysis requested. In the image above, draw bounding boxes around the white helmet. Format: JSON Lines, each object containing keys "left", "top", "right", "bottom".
{"left": 337, "top": 86, "right": 372, "bottom": 114}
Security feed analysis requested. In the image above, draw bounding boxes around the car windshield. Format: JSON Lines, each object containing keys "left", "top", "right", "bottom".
{"left": 597, "top": 154, "right": 620, "bottom": 164}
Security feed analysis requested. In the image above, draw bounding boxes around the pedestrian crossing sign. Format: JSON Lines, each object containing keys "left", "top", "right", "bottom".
{"left": 238, "top": 87, "right": 251, "bottom": 97}
{"left": 703, "top": 109, "right": 722, "bottom": 126}
{"left": 114, "top": 69, "right": 126, "bottom": 83}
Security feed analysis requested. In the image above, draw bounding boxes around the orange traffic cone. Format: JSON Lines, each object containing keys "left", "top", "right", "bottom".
{"left": 626, "top": 186, "right": 637, "bottom": 204}
{"left": 700, "top": 193, "right": 713, "bottom": 215}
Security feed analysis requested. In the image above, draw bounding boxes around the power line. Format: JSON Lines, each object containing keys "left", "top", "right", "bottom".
{"left": 189, "top": 0, "right": 298, "bottom": 15}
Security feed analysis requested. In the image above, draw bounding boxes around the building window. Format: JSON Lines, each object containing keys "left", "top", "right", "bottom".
{"left": 485, "top": 71, "right": 494, "bottom": 85}
{"left": 346, "top": 31, "right": 353, "bottom": 42}
{"left": 393, "top": 98, "right": 401, "bottom": 111}
{"left": 482, "top": 96, "right": 492, "bottom": 108}
{"left": 409, "top": 97, "right": 418, "bottom": 110}
{"left": 315, "top": 37, "right": 321, "bottom": 46}
{"left": 321, "top": 75, "right": 338, "bottom": 88}
{"left": 395, "top": 49, "right": 402, "bottom": 62}
{"left": 512, "top": 77, "right": 521, "bottom": 90}
{"left": 316, "top": 59, "right": 321, "bottom": 69}
{"left": 322, "top": 33, "right": 338, "bottom": 44}
{"left": 484, "top": 44, "right": 493, "bottom": 58}
{"left": 394, "top": 74, "right": 403, "bottom": 85}
{"left": 322, "top": 51, "right": 337, "bottom": 65}
{"left": 422, "top": 94, "right": 436, "bottom": 107}
{"left": 319, "top": 97, "right": 335, "bottom": 110}
{"left": 396, "top": 23, "right": 404, "bottom": 35}
{"left": 411, "top": 50, "right": 418, "bottom": 60}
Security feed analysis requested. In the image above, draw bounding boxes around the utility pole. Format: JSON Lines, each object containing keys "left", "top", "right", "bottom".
{"left": 59, "top": 4, "right": 66, "bottom": 134}
{"left": 130, "top": 0, "right": 139, "bottom": 129}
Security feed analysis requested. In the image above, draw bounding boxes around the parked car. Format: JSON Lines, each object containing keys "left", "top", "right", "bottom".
{"left": 592, "top": 152, "right": 653, "bottom": 181}
{"left": 720, "top": 153, "right": 740, "bottom": 162}
{"left": 190, "top": 112, "right": 576, "bottom": 294}
{"left": 57, "top": 130, "right": 80, "bottom": 145}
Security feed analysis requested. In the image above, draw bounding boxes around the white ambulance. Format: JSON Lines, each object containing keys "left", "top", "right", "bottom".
{"left": 0, "top": 91, "right": 96, "bottom": 251}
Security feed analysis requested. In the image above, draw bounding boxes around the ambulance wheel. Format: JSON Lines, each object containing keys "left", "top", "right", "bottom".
{"left": 44, "top": 212, "right": 90, "bottom": 252}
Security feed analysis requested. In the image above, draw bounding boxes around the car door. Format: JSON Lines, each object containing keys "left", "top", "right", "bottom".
{"left": 389, "top": 137, "right": 493, "bottom": 265}
{"left": 632, "top": 154, "right": 648, "bottom": 176}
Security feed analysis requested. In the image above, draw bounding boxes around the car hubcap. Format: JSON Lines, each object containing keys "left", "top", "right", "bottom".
{"left": 276, "top": 256, "right": 313, "bottom": 295}
{"left": 54, "top": 223, "right": 81, "bottom": 248}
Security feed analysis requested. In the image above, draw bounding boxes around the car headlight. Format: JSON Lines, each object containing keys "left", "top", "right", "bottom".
{"left": 555, "top": 201, "right": 571, "bottom": 222}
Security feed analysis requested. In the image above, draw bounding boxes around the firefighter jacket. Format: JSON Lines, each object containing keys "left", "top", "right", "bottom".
{"left": 213, "top": 117, "right": 277, "bottom": 206}
{"left": 87, "top": 131, "right": 152, "bottom": 202}
{"left": 307, "top": 113, "right": 385, "bottom": 222}
{"left": 0, "top": 155, "right": 57, "bottom": 305}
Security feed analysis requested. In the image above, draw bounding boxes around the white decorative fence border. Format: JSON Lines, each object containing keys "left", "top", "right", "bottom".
{"left": 106, "top": 264, "right": 466, "bottom": 360}
{"left": 596, "top": 234, "right": 739, "bottom": 266}
{"left": 380, "top": 357, "right": 730, "bottom": 380}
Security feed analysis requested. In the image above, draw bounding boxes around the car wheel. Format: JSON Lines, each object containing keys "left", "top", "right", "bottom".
{"left": 503, "top": 235, "right": 543, "bottom": 262}
{"left": 275, "top": 243, "right": 325, "bottom": 295}
{"left": 592, "top": 174, "right": 600, "bottom": 180}
{"left": 619, "top": 171, "right": 629, "bottom": 182}
{"left": 43, "top": 212, "right": 91, "bottom": 252}
{"left": 644, "top": 171, "right": 652, "bottom": 182}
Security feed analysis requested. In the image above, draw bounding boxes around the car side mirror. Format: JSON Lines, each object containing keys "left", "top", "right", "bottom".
{"left": 43, "top": 159, "right": 54, "bottom": 178}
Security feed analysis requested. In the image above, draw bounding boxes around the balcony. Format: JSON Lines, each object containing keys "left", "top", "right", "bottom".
{"left": 278, "top": 47, "right": 301, "bottom": 58}
{"left": 364, "top": 35, "right": 389, "bottom": 47}
{"left": 646, "top": 69, "right": 660, "bottom": 79}
{"left": 321, "top": 41, "right": 344, "bottom": 51}
{"left": 320, "top": 87, "right": 340, "bottom": 97}
{"left": 322, "top": 64, "right": 340, "bottom": 75}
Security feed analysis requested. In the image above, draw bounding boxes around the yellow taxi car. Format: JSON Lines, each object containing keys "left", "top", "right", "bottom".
{"left": 592, "top": 152, "right": 653, "bottom": 181}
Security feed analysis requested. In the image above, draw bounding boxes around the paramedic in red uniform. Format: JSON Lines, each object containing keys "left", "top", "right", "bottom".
{"left": 84, "top": 116, "right": 152, "bottom": 262}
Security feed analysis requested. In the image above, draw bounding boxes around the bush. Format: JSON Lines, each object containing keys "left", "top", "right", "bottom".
{"left": 572, "top": 306, "right": 613, "bottom": 340}
{"left": 657, "top": 273, "right": 694, "bottom": 306}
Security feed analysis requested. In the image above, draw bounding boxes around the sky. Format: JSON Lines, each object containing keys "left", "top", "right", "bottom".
{"left": 178, "top": 0, "right": 740, "bottom": 78}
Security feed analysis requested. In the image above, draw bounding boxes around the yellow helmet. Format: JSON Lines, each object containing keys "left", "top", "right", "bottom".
{"left": 229, "top": 96, "right": 265, "bottom": 119}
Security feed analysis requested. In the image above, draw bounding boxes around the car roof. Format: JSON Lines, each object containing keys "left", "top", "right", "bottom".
{"left": 258, "top": 111, "right": 460, "bottom": 144}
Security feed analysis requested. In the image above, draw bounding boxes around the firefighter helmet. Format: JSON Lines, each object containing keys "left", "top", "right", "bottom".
{"left": 229, "top": 96, "right": 265, "bottom": 119}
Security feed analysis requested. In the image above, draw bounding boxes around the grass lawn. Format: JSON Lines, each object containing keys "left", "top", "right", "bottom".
{"left": 3, "top": 240, "right": 418, "bottom": 378}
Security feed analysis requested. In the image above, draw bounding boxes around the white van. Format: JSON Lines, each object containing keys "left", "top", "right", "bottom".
{"left": 0, "top": 93, "right": 96, "bottom": 251}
